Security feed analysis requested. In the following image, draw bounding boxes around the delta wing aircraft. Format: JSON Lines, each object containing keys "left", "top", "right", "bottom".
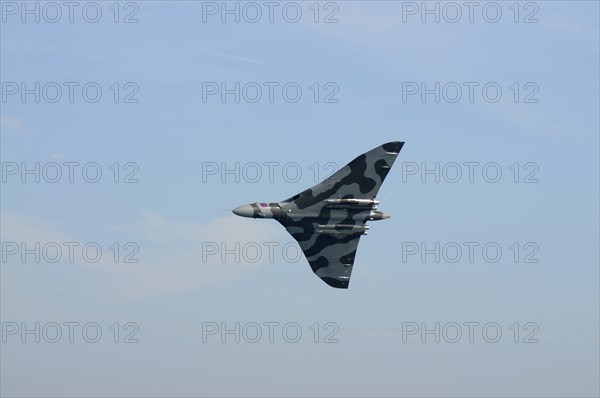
{"left": 232, "top": 141, "right": 404, "bottom": 288}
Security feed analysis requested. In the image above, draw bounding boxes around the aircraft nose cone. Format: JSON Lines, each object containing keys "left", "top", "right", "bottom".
{"left": 232, "top": 204, "right": 254, "bottom": 218}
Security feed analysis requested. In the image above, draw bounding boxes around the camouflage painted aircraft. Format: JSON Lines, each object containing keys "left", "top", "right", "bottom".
{"left": 232, "top": 141, "right": 404, "bottom": 288}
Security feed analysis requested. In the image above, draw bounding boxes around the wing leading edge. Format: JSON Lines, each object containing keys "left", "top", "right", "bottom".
{"left": 275, "top": 141, "right": 404, "bottom": 288}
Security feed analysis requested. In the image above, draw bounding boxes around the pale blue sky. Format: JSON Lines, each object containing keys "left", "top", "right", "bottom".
{"left": 1, "top": 1, "right": 599, "bottom": 397}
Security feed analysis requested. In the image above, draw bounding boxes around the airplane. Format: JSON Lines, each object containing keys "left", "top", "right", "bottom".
{"left": 232, "top": 141, "right": 404, "bottom": 288}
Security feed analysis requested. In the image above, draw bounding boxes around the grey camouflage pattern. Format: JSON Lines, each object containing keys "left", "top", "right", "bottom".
{"left": 233, "top": 141, "right": 404, "bottom": 289}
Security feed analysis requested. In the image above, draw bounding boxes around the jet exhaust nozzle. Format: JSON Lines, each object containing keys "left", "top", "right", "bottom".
{"left": 369, "top": 211, "right": 390, "bottom": 220}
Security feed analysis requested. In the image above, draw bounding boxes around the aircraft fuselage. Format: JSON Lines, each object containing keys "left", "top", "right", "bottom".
{"left": 233, "top": 201, "right": 390, "bottom": 224}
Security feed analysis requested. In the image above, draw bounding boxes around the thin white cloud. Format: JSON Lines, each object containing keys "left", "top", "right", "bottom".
{"left": 0, "top": 116, "right": 27, "bottom": 134}
{"left": 2, "top": 210, "right": 288, "bottom": 301}
{"left": 1, "top": 210, "right": 72, "bottom": 243}
{"left": 207, "top": 51, "right": 266, "bottom": 65}
{"left": 50, "top": 152, "right": 65, "bottom": 160}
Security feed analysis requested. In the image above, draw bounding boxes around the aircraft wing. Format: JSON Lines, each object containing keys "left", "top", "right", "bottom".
{"left": 274, "top": 141, "right": 403, "bottom": 288}
{"left": 281, "top": 141, "right": 404, "bottom": 208}
{"left": 280, "top": 218, "right": 364, "bottom": 288}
